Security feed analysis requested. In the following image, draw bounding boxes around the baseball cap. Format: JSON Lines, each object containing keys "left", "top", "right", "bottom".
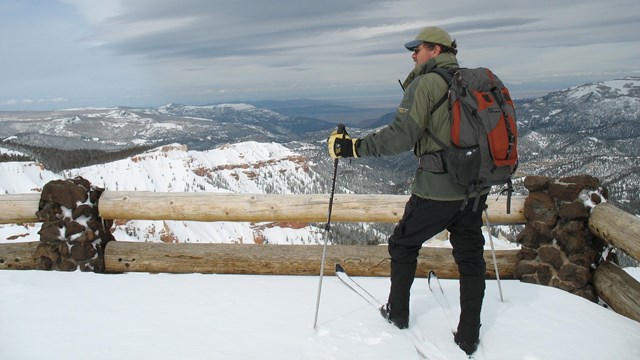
{"left": 404, "top": 26, "right": 455, "bottom": 51}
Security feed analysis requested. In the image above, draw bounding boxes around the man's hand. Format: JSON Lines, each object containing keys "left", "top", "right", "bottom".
{"left": 327, "top": 127, "right": 359, "bottom": 159}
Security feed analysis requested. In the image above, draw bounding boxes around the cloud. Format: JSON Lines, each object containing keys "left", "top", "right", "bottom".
{"left": 0, "top": 97, "right": 69, "bottom": 106}
{"left": 70, "top": 1, "right": 392, "bottom": 58}
{"left": 2, "top": 0, "right": 639, "bottom": 110}
{"left": 68, "top": 1, "right": 639, "bottom": 65}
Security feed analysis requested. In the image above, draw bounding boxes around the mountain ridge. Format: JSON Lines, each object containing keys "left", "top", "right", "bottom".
{"left": 1, "top": 75, "right": 639, "bottom": 216}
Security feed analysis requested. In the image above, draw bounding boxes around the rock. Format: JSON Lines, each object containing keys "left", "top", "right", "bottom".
{"left": 63, "top": 219, "right": 86, "bottom": 238}
{"left": 548, "top": 182, "right": 585, "bottom": 202}
{"left": 569, "top": 249, "right": 598, "bottom": 268}
{"left": 539, "top": 245, "right": 564, "bottom": 270}
{"left": 524, "top": 176, "right": 552, "bottom": 192}
{"left": 573, "top": 286, "right": 598, "bottom": 303}
{"left": 536, "top": 263, "right": 554, "bottom": 286}
{"left": 72, "top": 204, "right": 94, "bottom": 219}
{"left": 517, "top": 246, "right": 538, "bottom": 261}
{"left": 558, "top": 201, "right": 590, "bottom": 220}
{"left": 40, "top": 179, "right": 88, "bottom": 209}
{"left": 517, "top": 260, "right": 538, "bottom": 277}
{"left": 524, "top": 192, "right": 558, "bottom": 226}
{"left": 521, "top": 274, "right": 539, "bottom": 284}
{"left": 559, "top": 263, "right": 592, "bottom": 286}
{"left": 556, "top": 220, "right": 590, "bottom": 254}
{"left": 559, "top": 175, "right": 600, "bottom": 190}
{"left": 38, "top": 222, "right": 63, "bottom": 242}
{"left": 516, "top": 225, "right": 541, "bottom": 248}
{"left": 70, "top": 242, "right": 97, "bottom": 261}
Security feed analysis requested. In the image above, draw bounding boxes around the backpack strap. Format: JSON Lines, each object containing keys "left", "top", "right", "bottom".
{"left": 429, "top": 68, "right": 454, "bottom": 115}
{"left": 501, "top": 179, "right": 514, "bottom": 215}
{"left": 425, "top": 67, "right": 454, "bottom": 149}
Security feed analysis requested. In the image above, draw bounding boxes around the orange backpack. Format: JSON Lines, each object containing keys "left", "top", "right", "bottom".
{"left": 427, "top": 67, "right": 518, "bottom": 212}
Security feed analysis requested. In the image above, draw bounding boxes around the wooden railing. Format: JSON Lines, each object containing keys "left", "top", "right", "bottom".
{"left": 1, "top": 192, "right": 526, "bottom": 224}
{"left": 0, "top": 192, "right": 525, "bottom": 278}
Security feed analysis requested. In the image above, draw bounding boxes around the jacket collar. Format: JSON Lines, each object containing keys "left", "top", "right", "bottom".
{"left": 402, "top": 53, "right": 459, "bottom": 89}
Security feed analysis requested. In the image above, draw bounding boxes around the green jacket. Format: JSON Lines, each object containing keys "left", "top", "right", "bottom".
{"left": 357, "top": 53, "right": 472, "bottom": 201}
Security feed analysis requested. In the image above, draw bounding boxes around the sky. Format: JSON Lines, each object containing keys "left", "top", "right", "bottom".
{"left": 1, "top": 0, "right": 639, "bottom": 111}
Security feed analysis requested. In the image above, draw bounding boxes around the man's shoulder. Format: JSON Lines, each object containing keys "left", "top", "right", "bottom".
{"left": 412, "top": 71, "right": 450, "bottom": 94}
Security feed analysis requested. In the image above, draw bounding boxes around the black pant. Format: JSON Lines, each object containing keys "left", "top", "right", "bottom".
{"left": 386, "top": 194, "right": 487, "bottom": 341}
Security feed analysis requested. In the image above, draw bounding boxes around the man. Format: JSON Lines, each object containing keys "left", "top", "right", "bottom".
{"left": 327, "top": 26, "right": 487, "bottom": 356}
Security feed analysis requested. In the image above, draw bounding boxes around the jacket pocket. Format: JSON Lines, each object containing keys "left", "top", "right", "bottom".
{"left": 418, "top": 150, "right": 447, "bottom": 174}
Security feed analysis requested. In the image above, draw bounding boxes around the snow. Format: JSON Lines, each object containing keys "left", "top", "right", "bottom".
{"left": 0, "top": 162, "right": 58, "bottom": 193}
{"left": 157, "top": 103, "right": 257, "bottom": 114}
{"left": 565, "top": 77, "right": 640, "bottom": 100}
{"left": 1, "top": 269, "right": 639, "bottom": 360}
{"left": 0, "top": 147, "right": 27, "bottom": 157}
{"left": 1, "top": 141, "right": 640, "bottom": 358}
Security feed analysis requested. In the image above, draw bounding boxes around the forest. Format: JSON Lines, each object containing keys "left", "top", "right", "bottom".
{"left": 1, "top": 140, "right": 157, "bottom": 172}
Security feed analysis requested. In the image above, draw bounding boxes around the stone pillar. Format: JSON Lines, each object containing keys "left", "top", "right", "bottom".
{"left": 516, "top": 175, "right": 608, "bottom": 302}
{"left": 34, "top": 177, "right": 115, "bottom": 272}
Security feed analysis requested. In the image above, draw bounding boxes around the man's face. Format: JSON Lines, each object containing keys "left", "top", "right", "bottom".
{"left": 411, "top": 43, "right": 441, "bottom": 67}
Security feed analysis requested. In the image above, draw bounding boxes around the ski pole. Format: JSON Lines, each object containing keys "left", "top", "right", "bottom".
{"left": 313, "top": 124, "right": 346, "bottom": 330}
{"left": 483, "top": 205, "right": 504, "bottom": 302}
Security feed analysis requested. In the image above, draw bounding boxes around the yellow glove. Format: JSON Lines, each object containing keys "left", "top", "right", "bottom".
{"left": 327, "top": 127, "right": 359, "bottom": 159}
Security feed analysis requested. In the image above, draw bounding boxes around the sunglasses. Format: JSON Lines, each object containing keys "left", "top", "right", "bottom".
{"left": 413, "top": 42, "right": 436, "bottom": 54}
{"left": 412, "top": 44, "right": 425, "bottom": 54}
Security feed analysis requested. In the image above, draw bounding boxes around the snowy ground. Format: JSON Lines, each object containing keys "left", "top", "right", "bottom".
{"left": 1, "top": 269, "right": 639, "bottom": 360}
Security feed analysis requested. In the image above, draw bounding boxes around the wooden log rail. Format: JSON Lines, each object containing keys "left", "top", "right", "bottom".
{"left": 0, "top": 241, "right": 518, "bottom": 279}
{"left": 107, "top": 243, "right": 518, "bottom": 278}
{"left": 589, "top": 202, "right": 640, "bottom": 322}
{"left": 593, "top": 261, "right": 640, "bottom": 323}
{"left": 589, "top": 203, "right": 640, "bottom": 262}
{"left": 0, "top": 191, "right": 523, "bottom": 277}
{"left": 0, "top": 193, "right": 40, "bottom": 225}
{"left": 1, "top": 192, "right": 526, "bottom": 224}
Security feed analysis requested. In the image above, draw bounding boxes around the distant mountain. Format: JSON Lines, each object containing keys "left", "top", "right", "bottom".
{"left": 244, "top": 98, "right": 395, "bottom": 125}
{"left": 515, "top": 77, "right": 640, "bottom": 214}
{"left": 0, "top": 142, "right": 395, "bottom": 245}
{"left": 155, "top": 103, "right": 336, "bottom": 134}
{"left": 355, "top": 111, "right": 395, "bottom": 129}
{"left": 1, "top": 76, "right": 639, "bottom": 219}
{"left": 0, "top": 104, "right": 338, "bottom": 163}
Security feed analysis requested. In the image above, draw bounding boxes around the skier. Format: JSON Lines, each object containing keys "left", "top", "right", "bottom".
{"left": 327, "top": 26, "right": 486, "bottom": 356}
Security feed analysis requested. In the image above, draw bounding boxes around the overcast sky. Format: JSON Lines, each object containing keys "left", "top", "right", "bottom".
{"left": 1, "top": 0, "right": 639, "bottom": 111}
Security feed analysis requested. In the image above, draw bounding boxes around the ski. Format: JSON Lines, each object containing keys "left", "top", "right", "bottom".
{"left": 428, "top": 271, "right": 481, "bottom": 359}
{"left": 335, "top": 264, "right": 383, "bottom": 308}
{"left": 427, "top": 271, "right": 456, "bottom": 334}
{"left": 335, "top": 264, "right": 450, "bottom": 360}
